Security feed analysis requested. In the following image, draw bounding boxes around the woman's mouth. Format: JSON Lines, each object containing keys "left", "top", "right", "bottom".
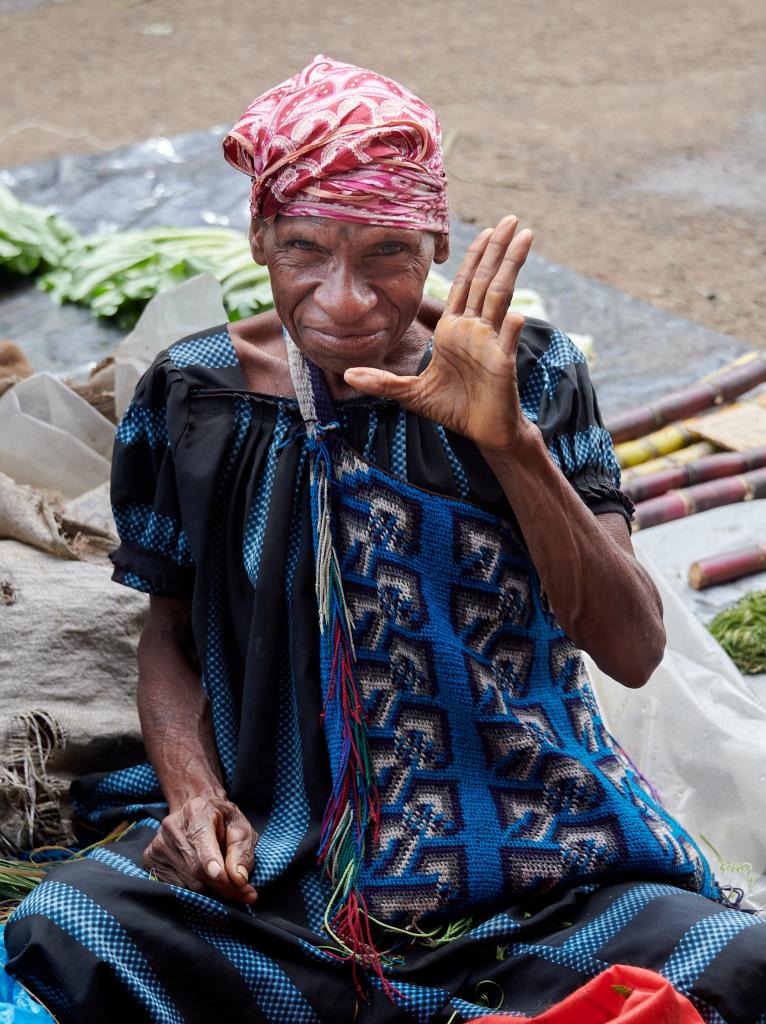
{"left": 303, "top": 327, "right": 388, "bottom": 348}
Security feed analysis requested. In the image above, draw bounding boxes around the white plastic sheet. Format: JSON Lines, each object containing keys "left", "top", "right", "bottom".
{"left": 0, "top": 373, "right": 114, "bottom": 498}
{"left": 586, "top": 536, "right": 766, "bottom": 913}
{"left": 114, "top": 271, "right": 227, "bottom": 416}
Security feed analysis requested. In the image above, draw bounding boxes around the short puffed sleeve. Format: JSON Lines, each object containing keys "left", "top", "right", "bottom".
{"left": 109, "top": 353, "right": 194, "bottom": 597}
{"left": 517, "top": 320, "right": 634, "bottom": 527}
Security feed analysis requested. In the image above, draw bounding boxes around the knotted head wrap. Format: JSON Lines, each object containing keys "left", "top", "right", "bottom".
{"left": 223, "top": 55, "right": 449, "bottom": 234}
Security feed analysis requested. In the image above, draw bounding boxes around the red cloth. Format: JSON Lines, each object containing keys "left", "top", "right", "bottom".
{"left": 223, "top": 55, "right": 449, "bottom": 233}
{"left": 471, "top": 965, "right": 704, "bottom": 1023}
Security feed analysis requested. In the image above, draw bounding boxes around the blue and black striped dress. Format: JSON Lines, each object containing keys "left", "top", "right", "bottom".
{"left": 5, "top": 320, "right": 766, "bottom": 1023}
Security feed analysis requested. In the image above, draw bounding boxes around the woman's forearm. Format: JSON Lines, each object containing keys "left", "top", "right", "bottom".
{"left": 137, "top": 597, "right": 226, "bottom": 811}
{"left": 481, "top": 429, "right": 666, "bottom": 688}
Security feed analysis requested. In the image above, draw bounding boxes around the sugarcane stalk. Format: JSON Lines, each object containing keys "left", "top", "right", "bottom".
{"left": 689, "top": 544, "right": 766, "bottom": 590}
{"left": 620, "top": 442, "right": 716, "bottom": 484}
{"left": 633, "top": 466, "right": 766, "bottom": 531}
{"left": 616, "top": 424, "right": 698, "bottom": 469}
{"left": 623, "top": 446, "right": 766, "bottom": 502}
{"left": 606, "top": 351, "right": 766, "bottom": 445}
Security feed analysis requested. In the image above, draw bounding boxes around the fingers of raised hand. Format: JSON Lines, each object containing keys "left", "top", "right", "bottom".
{"left": 480, "top": 228, "right": 533, "bottom": 331}
{"left": 463, "top": 215, "right": 520, "bottom": 319}
{"left": 444, "top": 227, "right": 493, "bottom": 316}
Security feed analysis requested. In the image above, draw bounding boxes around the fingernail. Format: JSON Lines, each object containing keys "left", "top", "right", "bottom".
{"left": 245, "top": 891, "right": 258, "bottom": 903}
{"left": 207, "top": 860, "right": 221, "bottom": 878}
{"left": 236, "top": 865, "right": 249, "bottom": 881}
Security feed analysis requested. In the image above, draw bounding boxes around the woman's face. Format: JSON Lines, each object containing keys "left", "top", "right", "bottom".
{"left": 250, "top": 215, "right": 449, "bottom": 375}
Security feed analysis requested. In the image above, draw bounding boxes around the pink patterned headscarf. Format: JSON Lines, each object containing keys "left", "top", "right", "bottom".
{"left": 223, "top": 55, "right": 449, "bottom": 234}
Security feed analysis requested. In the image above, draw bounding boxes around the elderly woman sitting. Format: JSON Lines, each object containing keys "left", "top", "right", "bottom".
{"left": 5, "top": 56, "right": 765, "bottom": 1023}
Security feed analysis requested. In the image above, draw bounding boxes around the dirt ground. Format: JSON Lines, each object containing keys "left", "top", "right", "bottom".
{"left": 1, "top": 0, "right": 764, "bottom": 344}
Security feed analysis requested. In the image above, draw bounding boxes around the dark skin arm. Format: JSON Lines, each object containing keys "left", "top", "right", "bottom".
{"left": 345, "top": 217, "right": 665, "bottom": 688}
{"left": 138, "top": 595, "right": 258, "bottom": 904}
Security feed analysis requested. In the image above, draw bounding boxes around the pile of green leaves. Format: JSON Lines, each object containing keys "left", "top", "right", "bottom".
{"left": 708, "top": 590, "right": 766, "bottom": 675}
{"left": 0, "top": 181, "right": 78, "bottom": 276}
{"left": 40, "top": 226, "right": 273, "bottom": 328}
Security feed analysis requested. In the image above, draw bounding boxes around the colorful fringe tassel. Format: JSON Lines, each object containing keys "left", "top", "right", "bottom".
{"left": 310, "top": 435, "right": 392, "bottom": 995}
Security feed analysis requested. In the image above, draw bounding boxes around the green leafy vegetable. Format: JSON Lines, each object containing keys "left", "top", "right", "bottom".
{"left": 708, "top": 590, "right": 766, "bottom": 674}
{"left": 39, "top": 226, "right": 270, "bottom": 327}
{"left": 0, "top": 181, "right": 78, "bottom": 276}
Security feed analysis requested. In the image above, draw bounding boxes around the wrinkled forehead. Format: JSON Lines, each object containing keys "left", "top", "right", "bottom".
{"left": 267, "top": 213, "right": 437, "bottom": 247}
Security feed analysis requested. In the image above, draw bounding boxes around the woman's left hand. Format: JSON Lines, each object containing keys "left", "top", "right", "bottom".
{"left": 344, "top": 215, "right": 536, "bottom": 457}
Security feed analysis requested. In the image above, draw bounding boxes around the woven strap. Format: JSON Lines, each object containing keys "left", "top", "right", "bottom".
{"left": 283, "top": 328, "right": 338, "bottom": 437}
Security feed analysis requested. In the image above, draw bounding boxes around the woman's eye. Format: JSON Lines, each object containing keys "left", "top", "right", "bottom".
{"left": 375, "top": 243, "right": 406, "bottom": 256}
{"left": 288, "top": 239, "right": 315, "bottom": 251}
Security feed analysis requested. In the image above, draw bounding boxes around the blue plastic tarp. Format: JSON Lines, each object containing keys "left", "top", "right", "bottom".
{"left": 0, "top": 927, "right": 56, "bottom": 1023}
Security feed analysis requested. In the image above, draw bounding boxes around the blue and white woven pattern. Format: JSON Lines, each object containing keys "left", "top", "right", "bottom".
{"left": 112, "top": 504, "right": 192, "bottom": 566}
{"left": 168, "top": 330, "right": 239, "bottom": 370}
{"left": 319, "top": 443, "right": 714, "bottom": 927}
{"left": 520, "top": 329, "right": 585, "bottom": 423}
{"left": 116, "top": 404, "right": 169, "bottom": 448}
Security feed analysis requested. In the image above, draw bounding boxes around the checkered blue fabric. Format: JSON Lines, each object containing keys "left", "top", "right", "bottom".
{"left": 203, "top": 397, "right": 252, "bottom": 785}
{"left": 446, "top": 994, "right": 510, "bottom": 1020}
{"left": 465, "top": 912, "right": 522, "bottom": 941}
{"left": 120, "top": 571, "right": 157, "bottom": 594}
{"left": 560, "top": 881, "right": 679, "bottom": 955}
{"left": 112, "top": 504, "right": 193, "bottom": 566}
{"left": 88, "top": 848, "right": 317, "bottom": 1024}
{"left": 363, "top": 407, "right": 378, "bottom": 461}
{"left": 550, "top": 425, "right": 622, "bottom": 484}
{"left": 12, "top": 881, "right": 183, "bottom": 1024}
{"left": 243, "top": 406, "right": 291, "bottom": 587}
{"left": 368, "top": 976, "right": 450, "bottom": 1023}
{"left": 390, "top": 405, "right": 408, "bottom": 478}
{"left": 251, "top": 442, "right": 312, "bottom": 887}
{"left": 435, "top": 424, "right": 470, "bottom": 498}
{"left": 116, "top": 403, "right": 169, "bottom": 448}
{"left": 299, "top": 871, "right": 330, "bottom": 935}
{"left": 168, "top": 330, "right": 239, "bottom": 370}
{"left": 520, "top": 329, "right": 585, "bottom": 423}
{"left": 76, "top": 763, "right": 161, "bottom": 822}
{"left": 661, "top": 906, "right": 764, "bottom": 989}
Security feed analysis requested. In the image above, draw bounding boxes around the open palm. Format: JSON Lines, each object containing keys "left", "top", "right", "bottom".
{"left": 345, "top": 216, "right": 534, "bottom": 455}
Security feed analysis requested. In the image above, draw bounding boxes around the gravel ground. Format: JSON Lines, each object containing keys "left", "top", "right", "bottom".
{"left": 1, "top": 0, "right": 764, "bottom": 344}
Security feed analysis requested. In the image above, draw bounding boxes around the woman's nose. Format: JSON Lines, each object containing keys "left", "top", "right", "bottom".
{"left": 312, "top": 264, "right": 377, "bottom": 323}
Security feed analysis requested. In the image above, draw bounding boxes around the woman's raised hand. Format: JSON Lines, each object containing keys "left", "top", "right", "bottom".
{"left": 344, "top": 215, "right": 535, "bottom": 456}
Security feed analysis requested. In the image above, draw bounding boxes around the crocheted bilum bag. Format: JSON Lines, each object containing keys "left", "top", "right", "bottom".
{"left": 285, "top": 334, "right": 717, "bottom": 988}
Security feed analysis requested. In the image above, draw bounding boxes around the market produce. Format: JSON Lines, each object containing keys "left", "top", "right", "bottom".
{"left": 0, "top": 182, "right": 77, "bottom": 277}
{"left": 689, "top": 544, "right": 766, "bottom": 591}
{"left": 605, "top": 351, "right": 766, "bottom": 445}
{"left": 623, "top": 447, "right": 766, "bottom": 503}
{"left": 615, "top": 424, "right": 698, "bottom": 469}
{"left": 708, "top": 590, "right": 766, "bottom": 674}
{"left": 619, "top": 442, "right": 716, "bottom": 484}
{"left": 40, "top": 226, "right": 272, "bottom": 327}
{"left": 633, "top": 466, "right": 766, "bottom": 530}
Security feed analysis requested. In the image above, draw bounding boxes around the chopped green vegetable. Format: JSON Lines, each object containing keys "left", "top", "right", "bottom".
{"left": 708, "top": 590, "right": 766, "bottom": 674}
{"left": 0, "top": 181, "right": 78, "bottom": 276}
